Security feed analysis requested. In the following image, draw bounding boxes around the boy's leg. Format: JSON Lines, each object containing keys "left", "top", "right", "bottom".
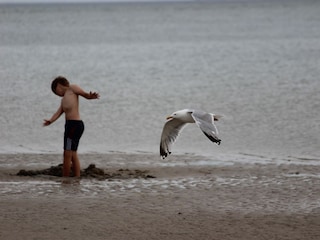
{"left": 63, "top": 150, "right": 73, "bottom": 177}
{"left": 71, "top": 151, "right": 81, "bottom": 177}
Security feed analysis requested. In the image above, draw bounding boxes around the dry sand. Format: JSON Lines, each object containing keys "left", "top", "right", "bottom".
{"left": 0, "top": 153, "right": 320, "bottom": 240}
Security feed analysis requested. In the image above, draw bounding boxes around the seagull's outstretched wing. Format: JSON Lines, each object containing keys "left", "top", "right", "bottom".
{"left": 191, "top": 110, "right": 221, "bottom": 145}
{"left": 160, "top": 119, "right": 187, "bottom": 159}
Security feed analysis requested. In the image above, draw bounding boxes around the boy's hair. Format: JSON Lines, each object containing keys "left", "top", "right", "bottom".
{"left": 51, "top": 76, "right": 70, "bottom": 94}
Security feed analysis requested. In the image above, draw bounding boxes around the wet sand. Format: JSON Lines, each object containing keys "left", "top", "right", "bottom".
{"left": 1, "top": 153, "right": 320, "bottom": 240}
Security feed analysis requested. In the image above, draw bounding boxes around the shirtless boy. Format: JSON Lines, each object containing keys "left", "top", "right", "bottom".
{"left": 43, "top": 76, "right": 99, "bottom": 177}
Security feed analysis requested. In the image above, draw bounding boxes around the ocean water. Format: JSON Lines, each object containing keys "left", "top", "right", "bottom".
{"left": 0, "top": 0, "right": 319, "bottom": 160}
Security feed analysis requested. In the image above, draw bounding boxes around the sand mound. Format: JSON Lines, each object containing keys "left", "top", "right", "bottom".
{"left": 16, "top": 164, "right": 155, "bottom": 180}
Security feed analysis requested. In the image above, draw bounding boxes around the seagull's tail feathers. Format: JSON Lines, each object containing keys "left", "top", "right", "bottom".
{"left": 213, "top": 114, "right": 223, "bottom": 121}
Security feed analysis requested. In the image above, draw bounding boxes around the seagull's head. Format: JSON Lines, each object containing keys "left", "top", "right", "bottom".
{"left": 166, "top": 109, "right": 192, "bottom": 121}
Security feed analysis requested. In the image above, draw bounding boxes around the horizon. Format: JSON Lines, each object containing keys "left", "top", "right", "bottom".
{"left": 0, "top": 0, "right": 281, "bottom": 4}
{"left": 0, "top": 0, "right": 195, "bottom": 3}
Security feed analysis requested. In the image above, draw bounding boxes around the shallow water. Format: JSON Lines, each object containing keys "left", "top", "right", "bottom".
{"left": 0, "top": 0, "right": 319, "bottom": 160}
{"left": 1, "top": 167, "right": 319, "bottom": 215}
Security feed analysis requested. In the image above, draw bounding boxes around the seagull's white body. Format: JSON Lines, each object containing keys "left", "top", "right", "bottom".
{"left": 160, "top": 109, "right": 222, "bottom": 159}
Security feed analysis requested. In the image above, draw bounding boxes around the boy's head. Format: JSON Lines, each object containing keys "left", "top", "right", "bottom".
{"left": 51, "top": 76, "right": 69, "bottom": 96}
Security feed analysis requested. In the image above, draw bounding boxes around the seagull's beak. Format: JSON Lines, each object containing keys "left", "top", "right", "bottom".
{"left": 166, "top": 116, "right": 173, "bottom": 120}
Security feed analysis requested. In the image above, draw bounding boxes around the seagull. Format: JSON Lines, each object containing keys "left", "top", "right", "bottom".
{"left": 160, "top": 109, "right": 222, "bottom": 159}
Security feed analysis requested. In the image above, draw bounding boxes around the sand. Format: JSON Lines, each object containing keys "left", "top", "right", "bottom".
{"left": 0, "top": 153, "right": 320, "bottom": 240}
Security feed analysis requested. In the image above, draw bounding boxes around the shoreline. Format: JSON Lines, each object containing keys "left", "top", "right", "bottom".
{"left": 1, "top": 153, "right": 320, "bottom": 239}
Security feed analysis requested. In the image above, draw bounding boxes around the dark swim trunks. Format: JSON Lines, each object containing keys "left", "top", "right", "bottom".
{"left": 64, "top": 120, "right": 85, "bottom": 151}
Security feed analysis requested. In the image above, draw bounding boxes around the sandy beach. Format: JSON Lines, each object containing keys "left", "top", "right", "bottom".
{"left": 0, "top": 153, "right": 320, "bottom": 240}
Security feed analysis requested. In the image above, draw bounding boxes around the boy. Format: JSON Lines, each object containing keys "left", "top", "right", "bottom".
{"left": 43, "top": 76, "right": 99, "bottom": 177}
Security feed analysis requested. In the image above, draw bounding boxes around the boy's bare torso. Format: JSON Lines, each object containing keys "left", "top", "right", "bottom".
{"left": 62, "top": 85, "right": 81, "bottom": 120}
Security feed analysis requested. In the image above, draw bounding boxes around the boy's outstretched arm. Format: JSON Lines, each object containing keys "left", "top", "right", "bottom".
{"left": 71, "top": 84, "right": 100, "bottom": 100}
{"left": 43, "top": 104, "right": 64, "bottom": 126}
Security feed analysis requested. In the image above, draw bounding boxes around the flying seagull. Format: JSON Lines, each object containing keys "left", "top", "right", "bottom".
{"left": 160, "top": 109, "right": 222, "bottom": 159}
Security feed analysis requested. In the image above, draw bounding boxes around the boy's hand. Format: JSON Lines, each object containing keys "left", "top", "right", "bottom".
{"left": 43, "top": 119, "right": 51, "bottom": 126}
{"left": 89, "top": 91, "right": 100, "bottom": 99}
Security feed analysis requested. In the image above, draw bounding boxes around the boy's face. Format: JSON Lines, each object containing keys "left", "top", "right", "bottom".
{"left": 55, "top": 83, "right": 66, "bottom": 97}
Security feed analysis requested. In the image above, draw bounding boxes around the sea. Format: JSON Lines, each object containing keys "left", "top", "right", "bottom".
{"left": 0, "top": 0, "right": 320, "bottom": 163}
